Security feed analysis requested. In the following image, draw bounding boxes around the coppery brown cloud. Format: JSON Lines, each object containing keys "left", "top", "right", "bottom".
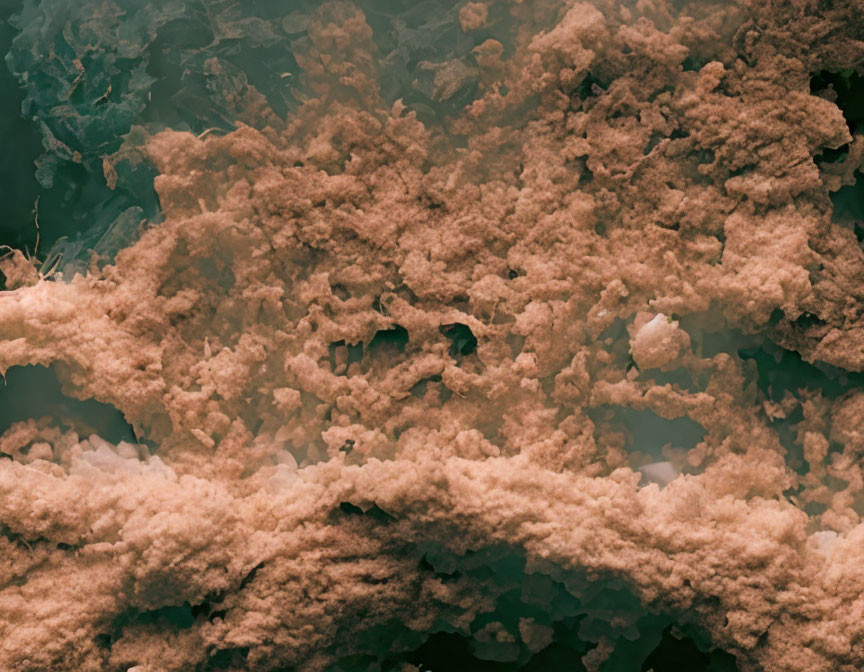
{"left": 1, "top": 0, "right": 864, "bottom": 670}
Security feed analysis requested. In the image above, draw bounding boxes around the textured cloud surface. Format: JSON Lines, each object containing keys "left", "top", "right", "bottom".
{"left": 1, "top": 0, "right": 864, "bottom": 670}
